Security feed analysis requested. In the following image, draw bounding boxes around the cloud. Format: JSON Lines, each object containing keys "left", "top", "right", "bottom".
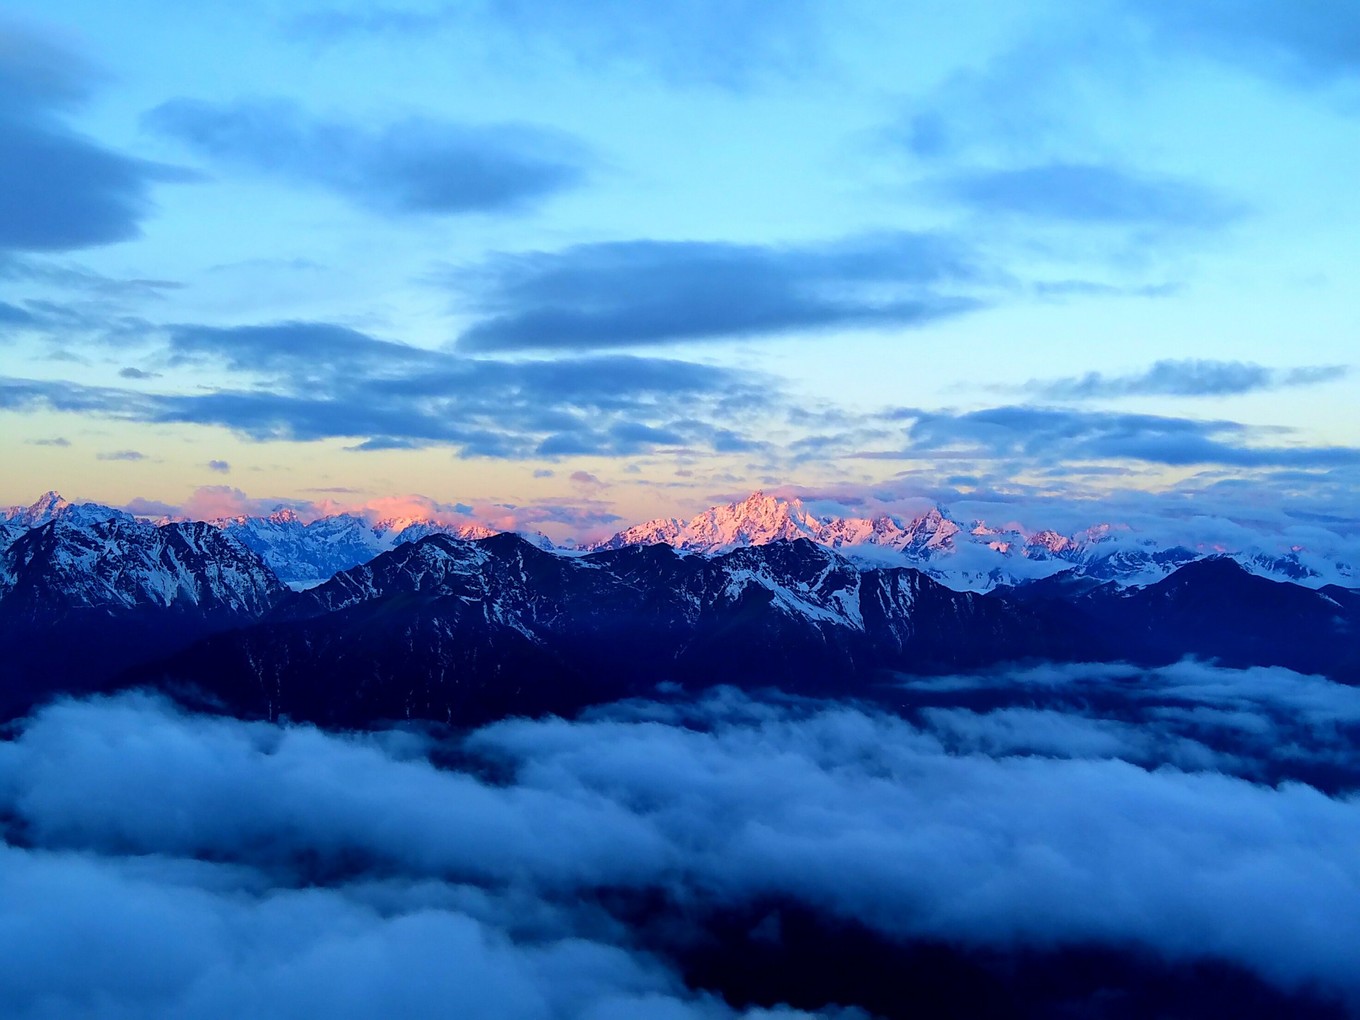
{"left": 0, "top": 684, "right": 1356, "bottom": 1016}
{"left": 287, "top": 0, "right": 824, "bottom": 90}
{"left": 167, "top": 320, "right": 442, "bottom": 376}
{"left": 122, "top": 496, "right": 179, "bottom": 517}
{"left": 207, "top": 459, "right": 231, "bottom": 474}
{"left": 935, "top": 162, "right": 1244, "bottom": 229}
{"left": 898, "top": 659, "right": 1360, "bottom": 790}
{"left": 1, "top": 316, "right": 773, "bottom": 459}
{"left": 570, "top": 470, "right": 606, "bottom": 491}
{"left": 118, "top": 366, "right": 160, "bottom": 380}
{"left": 454, "top": 235, "right": 985, "bottom": 352}
{"left": 179, "top": 485, "right": 310, "bottom": 521}
{"left": 25, "top": 436, "right": 69, "bottom": 447}
{"left": 144, "top": 97, "right": 587, "bottom": 216}
{"left": 0, "top": 24, "right": 183, "bottom": 253}
{"left": 94, "top": 449, "right": 147, "bottom": 462}
{"left": 896, "top": 405, "right": 1360, "bottom": 469}
{"left": 1024, "top": 359, "right": 1349, "bottom": 400}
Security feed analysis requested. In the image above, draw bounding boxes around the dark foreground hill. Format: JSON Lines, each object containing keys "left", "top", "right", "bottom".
{"left": 122, "top": 535, "right": 1360, "bottom": 728}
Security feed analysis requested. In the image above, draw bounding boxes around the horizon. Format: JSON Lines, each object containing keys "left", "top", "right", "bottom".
{"left": 2, "top": 2, "right": 1358, "bottom": 537}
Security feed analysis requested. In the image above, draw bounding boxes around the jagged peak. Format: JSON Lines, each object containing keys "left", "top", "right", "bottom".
{"left": 31, "top": 490, "right": 69, "bottom": 511}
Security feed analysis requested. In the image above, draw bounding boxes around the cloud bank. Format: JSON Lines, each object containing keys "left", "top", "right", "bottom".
{"left": 0, "top": 670, "right": 1355, "bottom": 1017}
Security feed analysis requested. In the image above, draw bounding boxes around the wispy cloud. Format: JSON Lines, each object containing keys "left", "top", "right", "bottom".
{"left": 1023, "top": 359, "right": 1349, "bottom": 400}
{"left": 934, "top": 162, "right": 1244, "bottom": 229}
{"left": 95, "top": 449, "right": 148, "bottom": 462}
{"left": 893, "top": 405, "right": 1360, "bottom": 469}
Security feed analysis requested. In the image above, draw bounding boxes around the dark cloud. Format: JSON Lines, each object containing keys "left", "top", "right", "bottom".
{"left": 0, "top": 25, "right": 182, "bottom": 253}
{"left": 455, "top": 235, "right": 984, "bottom": 352}
{"left": 118, "top": 366, "right": 160, "bottom": 380}
{"left": 936, "top": 162, "right": 1244, "bottom": 228}
{"left": 2, "top": 320, "right": 773, "bottom": 459}
{"left": 0, "top": 684, "right": 1356, "bottom": 1016}
{"left": 898, "top": 405, "right": 1360, "bottom": 469}
{"left": 207, "top": 459, "right": 231, "bottom": 474}
{"left": 25, "top": 436, "right": 70, "bottom": 447}
{"left": 288, "top": 0, "right": 823, "bottom": 90}
{"left": 144, "top": 98, "right": 587, "bottom": 216}
{"left": 1025, "top": 359, "right": 1349, "bottom": 399}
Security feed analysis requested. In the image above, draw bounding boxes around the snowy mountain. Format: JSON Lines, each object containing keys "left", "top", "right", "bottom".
{"left": 3, "top": 489, "right": 1355, "bottom": 594}
{"left": 587, "top": 491, "right": 1356, "bottom": 590}
{"left": 0, "top": 513, "right": 288, "bottom": 715}
{"left": 2, "top": 490, "right": 133, "bottom": 530}
{"left": 152, "top": 534, "right": 1053, "bottom": 726}
{"left": 212, "top": 509, "right": 536, "bottom": 588}
{"left": 0, "top": 516, "right": 284, "bottom": 616}
{"left": 138, "top": 534, "right": 1360, "bottom": 728}
{"left": 0, "top": 492, "right": 545, "bottom": 590}
{"left": 2, "top": 488, "right": 1357, "bottom": 724}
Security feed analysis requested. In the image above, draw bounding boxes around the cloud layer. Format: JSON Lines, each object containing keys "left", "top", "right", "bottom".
{"left": 0, "top": 670, "right": 1356, "bottom": 1017}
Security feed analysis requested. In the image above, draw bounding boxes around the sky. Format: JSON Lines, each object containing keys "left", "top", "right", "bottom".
{"left": 1, "top": 0, "right": 1357, "bottom": 538}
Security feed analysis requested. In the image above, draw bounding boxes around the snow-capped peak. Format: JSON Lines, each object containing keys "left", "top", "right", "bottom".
{"left": 3, "top": 491, "right": 132, "bottom": 529}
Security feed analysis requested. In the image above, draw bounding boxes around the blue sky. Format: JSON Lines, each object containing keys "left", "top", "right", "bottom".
{"left": 1, "top": 0, "right": 1357, "bottom": 535}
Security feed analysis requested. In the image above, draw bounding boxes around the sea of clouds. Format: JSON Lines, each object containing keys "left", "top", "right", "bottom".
{"left": 1, "top": 661, "right": 1357, "bottom": 1018}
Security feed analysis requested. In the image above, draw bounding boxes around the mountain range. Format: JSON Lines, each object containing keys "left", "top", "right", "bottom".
{"left": 5, "top": 489, "right": 1354, "bottom": 592}
{"left": 2, "top": 489, "right": 1356, "bottom": 727}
